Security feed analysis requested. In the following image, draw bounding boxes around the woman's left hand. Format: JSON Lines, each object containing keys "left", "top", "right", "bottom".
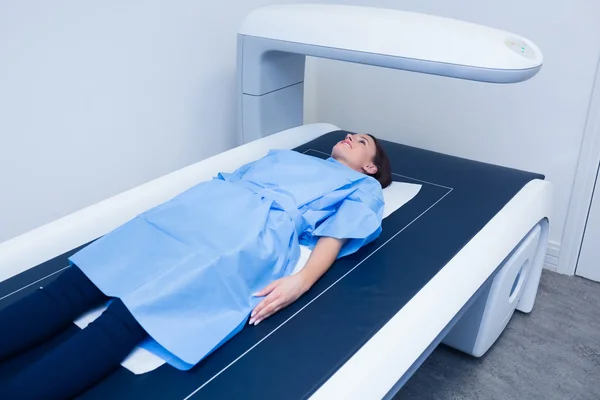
{"left": 249, "top": 274, "right": 309, "bottom": 325}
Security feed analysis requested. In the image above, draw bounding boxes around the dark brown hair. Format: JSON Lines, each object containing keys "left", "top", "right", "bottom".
{"left": 367, "top": 134, "right": 392, "bottom": 189}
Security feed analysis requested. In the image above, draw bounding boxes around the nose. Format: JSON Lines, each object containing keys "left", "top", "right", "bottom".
{"left": 346, "top": 134, "right": 353, "bottom": 142}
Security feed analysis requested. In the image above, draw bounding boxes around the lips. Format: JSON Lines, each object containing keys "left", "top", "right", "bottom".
{"left": 342, "top": 140, "right": 352, "bottom": 148}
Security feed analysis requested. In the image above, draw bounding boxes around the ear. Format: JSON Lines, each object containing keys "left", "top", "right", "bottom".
{"left": 363, "top": 163, "right": 378, "bottom": 175}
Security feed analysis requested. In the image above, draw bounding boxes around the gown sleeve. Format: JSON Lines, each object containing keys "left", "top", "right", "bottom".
{"left": 310, "top": 178, "right": 384, "bottom": 258}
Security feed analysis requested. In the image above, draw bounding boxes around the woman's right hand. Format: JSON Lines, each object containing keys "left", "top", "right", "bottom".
{"left": 249, "top": 273, "right": 309, "bottom": 325}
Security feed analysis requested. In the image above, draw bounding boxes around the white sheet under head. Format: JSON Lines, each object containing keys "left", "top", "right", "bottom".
{"left": 0, "top": 123, "right": 340, "bottom": 282}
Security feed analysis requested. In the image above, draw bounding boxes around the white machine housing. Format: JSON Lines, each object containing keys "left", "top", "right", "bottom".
{"left": 237, "top": 4, "right": 543, "bottom": 144}
{"left": 0, "top": 123, "right": 553, "bottom": 400}
{"left": 441, "top": 220, "right": 547, "bottom": 357}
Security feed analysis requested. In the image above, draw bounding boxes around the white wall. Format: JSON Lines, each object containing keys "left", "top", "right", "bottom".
{"left": 0, "top": 0, "right": 313, "bottom": 243}
{"left": 3, "top": 1, "right": 598, "bottom": 261}
{"left": 306, "top": 0, "right": 600, "bottom": 260}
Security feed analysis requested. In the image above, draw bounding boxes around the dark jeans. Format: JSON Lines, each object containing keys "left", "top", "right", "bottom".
{"left": 0, "top": 266, "right": 148, "bottom": 399}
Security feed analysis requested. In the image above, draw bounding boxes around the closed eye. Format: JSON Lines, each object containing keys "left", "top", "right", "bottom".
{"left": 359, "top": 139, "right": 366, "bottom": 145}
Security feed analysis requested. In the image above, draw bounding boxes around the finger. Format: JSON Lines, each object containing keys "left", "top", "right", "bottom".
{"left": 251, "top": 298, "right": 280, "bottom": 324}
{"left": 253, "top": 304, "right": 284, "bottom": 325}
{"left": 253, "top": 280, "right": 279, "bottom": 297}
{"left": 253, "top": 290, "right": 279, "bottom": 314}
{"left": 254, "top": 297, "right": 285, "bottom": 322}
{"left": 250, "top": 292, "right": 279, "bottom": 320}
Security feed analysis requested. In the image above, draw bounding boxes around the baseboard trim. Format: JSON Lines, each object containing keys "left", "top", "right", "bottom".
{"left": 543, "top": 241, "right": 560, "bottom": 272}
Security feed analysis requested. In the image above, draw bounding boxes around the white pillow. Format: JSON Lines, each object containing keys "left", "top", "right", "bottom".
{"left": 382, "top": 181, "right": 423, "bottom": 219}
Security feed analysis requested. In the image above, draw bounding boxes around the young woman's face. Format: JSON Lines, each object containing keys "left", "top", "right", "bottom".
{"left": 331, "top": 133, "right": 378, "bottom": 175}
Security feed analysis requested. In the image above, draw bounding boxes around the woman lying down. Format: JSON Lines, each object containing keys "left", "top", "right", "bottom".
{"left": 0, "top": 133, "right": 392, "bottom": 399}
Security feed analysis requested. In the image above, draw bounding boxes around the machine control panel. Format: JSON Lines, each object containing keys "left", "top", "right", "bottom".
{"left": 505, "top": 37, "right": 536, "bottom": 60}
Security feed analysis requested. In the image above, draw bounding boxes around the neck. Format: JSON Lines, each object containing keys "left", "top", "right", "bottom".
{"left": 332, "top": 156, "right": 363, "bottom": 174}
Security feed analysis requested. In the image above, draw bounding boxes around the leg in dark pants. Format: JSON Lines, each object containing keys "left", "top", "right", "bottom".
{"left": 1, "top": 298, "right": 147, "bottom": 400}
{"left": 0, "top": 266, "right": 108, "bottom": 361}
{"left": 0, "top": 266, "right": 149, "bottom": 399}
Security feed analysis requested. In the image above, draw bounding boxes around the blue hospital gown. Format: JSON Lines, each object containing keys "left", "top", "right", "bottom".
{"left": 69, "top": 149, "right": 384, "bottom": 370}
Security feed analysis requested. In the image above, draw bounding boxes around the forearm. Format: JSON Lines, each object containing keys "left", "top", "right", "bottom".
{"left": 250, "top": 236, "right": 346, "bottom": 325}
{"left": 298, "top": 236, "right": 346, "bottom": 290}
